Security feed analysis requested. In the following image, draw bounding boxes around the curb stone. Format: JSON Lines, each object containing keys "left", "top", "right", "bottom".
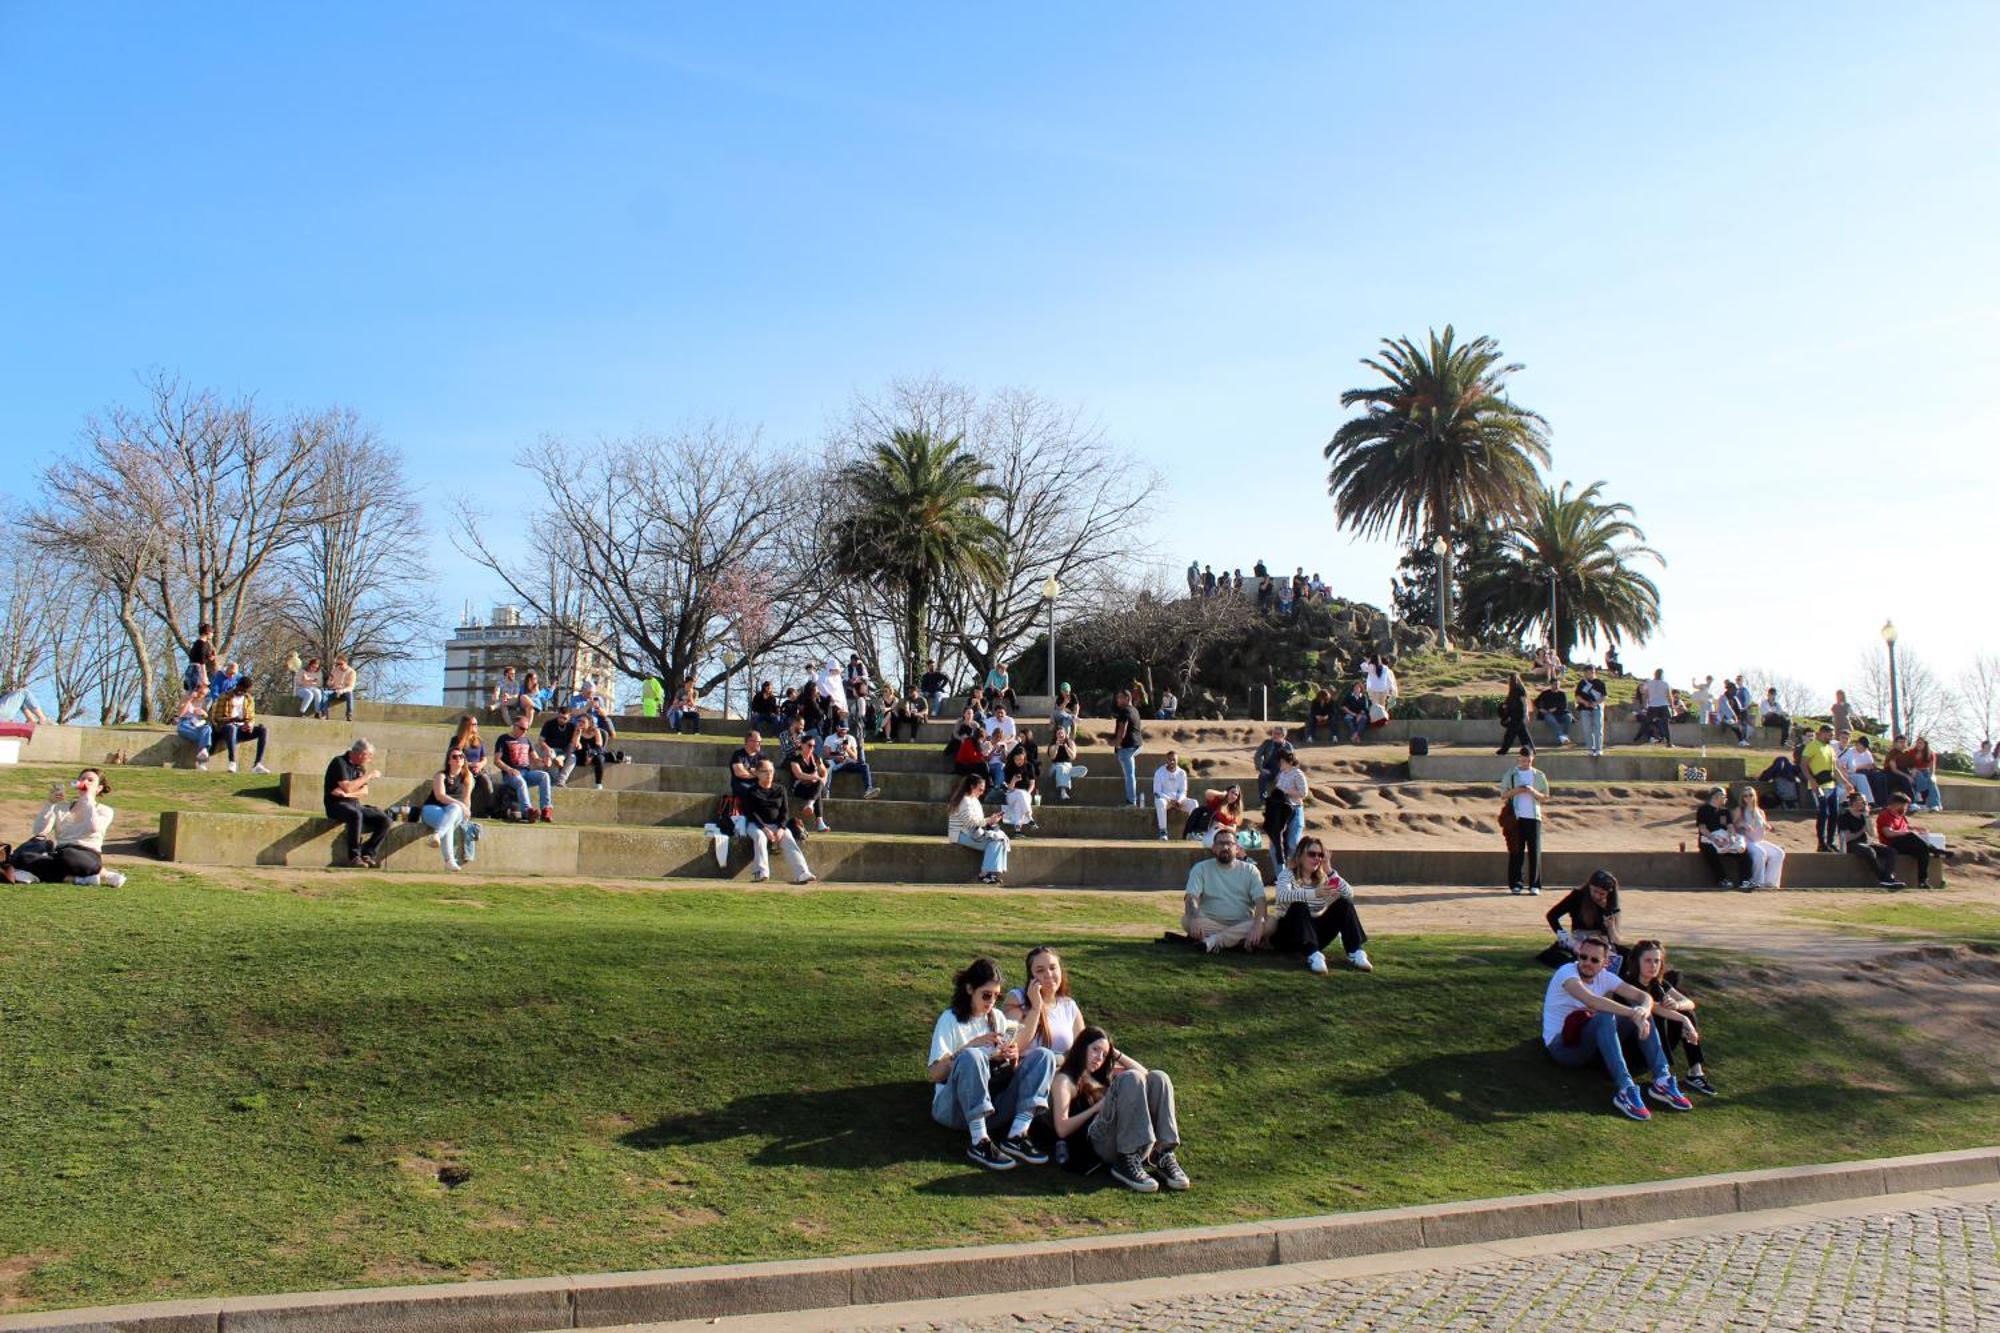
{"left": 3, "top": 1147, "right": 1994, "bottom": 1333}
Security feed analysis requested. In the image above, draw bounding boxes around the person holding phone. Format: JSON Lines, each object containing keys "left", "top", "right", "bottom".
{"left": 1, "top": 768, "right": 125, "bottom": 886}
{"left": 927, "top": 958, "right": 1054, "bottom": 1172}
{"left": 1047, "top": 1026, "right": 1189, "bottom": 1193}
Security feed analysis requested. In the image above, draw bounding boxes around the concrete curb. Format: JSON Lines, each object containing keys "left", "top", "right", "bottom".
{"left": 5, "top": 1146, "right": 1993, "bottom": 1332}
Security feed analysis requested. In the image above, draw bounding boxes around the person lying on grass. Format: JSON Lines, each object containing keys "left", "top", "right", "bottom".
{"left": 1617, "top": 938, "right": 1718, "bottom": 1097}
{"left": 1181, "top": 827, "right": 1269, "bottom": 953}
{"left": 1541, "top": 934, "right": 1693, "bottom": 1122}
{"left": 1, "top": 767, "right": 126, "bottom": 886}
{"left": 927, "top": 957, "right": 1055, "bottom": 1173}
{"left": 1046, "top": 1025, "right": 1190, "bottom": 1194}
{"left": 1272, "top": 835, "right": 1371, "bottom": 975}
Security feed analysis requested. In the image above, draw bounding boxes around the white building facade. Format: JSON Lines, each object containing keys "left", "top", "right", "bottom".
{"left": 442, "top": 605, "right": 621, "bottom": 711}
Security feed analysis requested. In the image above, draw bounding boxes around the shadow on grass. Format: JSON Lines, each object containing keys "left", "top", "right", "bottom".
{"left": 621, "top": 1081, "right": 939, "bottom": 1169}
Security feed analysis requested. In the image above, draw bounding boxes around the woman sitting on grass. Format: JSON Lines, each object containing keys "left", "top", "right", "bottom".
{"left": 1047, "top": 1025, "right": 1189, "bottom": 1193}
{"left": 1545, "top": 869, "right": 1622, "bottom": 959}
{"left": 1, "top": 768, "right": 126, "bottom": 886}
{"left": 1618, "top": 939, "right": 1718, "bottom": 1096}
{"left": 1046, "top": 728, "right": 1087, "bottom": 801}
{"left": 1732, "top": 787, "right": 1786, "bottom": 888}
{"left": 1273, "top": 835, "right": 1371, "bottom": 974}
{"left": 1694, "top": 787, "right": 1753, "bottom": 889}
{"left": 927, "top": 957, "right": 1053, "bottom": 1173}
{"left": 420, "top": 749, "right": 476, "bottom": 871}
{"left": 945, "top": 774, "right": 1010, "bottom": 885}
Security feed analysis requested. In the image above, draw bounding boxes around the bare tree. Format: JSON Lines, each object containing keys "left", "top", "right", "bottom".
{"left": 1068, "top": 583, "right": 1258, "bottom": 699}
{"left": 827, "top": 377, "right": 1161, "bottom": 686}
{"left": 1852, "top": 646, "right": 1958, "bottom": 743}
{"left": 1738, "top": 666, "right": 1824, "bottom": 718}
{"left": 455, "top": 428, "right": 832, "bottom": 699}
{"left": 1958, "top": 654, "right": 2000, "bottom": 747}
{"left": 0, "top": 540, "right": 59, "bottom": 696}
{"left": 24, "top": 458, "right": 166, "bottom": 717}
{"left": 43, "top": 580, "right": 135, "bottom": 722}
{"left": 271, "top": 413, "right": 435, "bottom": 683}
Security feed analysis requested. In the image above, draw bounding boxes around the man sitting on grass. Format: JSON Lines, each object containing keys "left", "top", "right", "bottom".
{"left": 1180, "top": 828, "right": 1269, "bottom": 952}
{"left": 1541, "top": 935, "right": 1693, "bottom": 1121}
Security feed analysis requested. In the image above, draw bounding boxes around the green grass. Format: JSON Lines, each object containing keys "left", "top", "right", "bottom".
{"left": 1793, "top": 899, "right": 2000, "bottom": 945}
{"left": 3, "top": 873, "right": 1998, "bottom": 1312}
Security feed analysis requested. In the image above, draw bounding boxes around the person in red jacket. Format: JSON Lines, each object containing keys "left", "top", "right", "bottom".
{"left": 1874, "top": 792, "right": 1948, "bottom": 888}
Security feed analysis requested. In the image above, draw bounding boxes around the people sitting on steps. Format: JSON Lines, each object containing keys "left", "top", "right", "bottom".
{"left": 1633, "top": 668, "right": 1675, "bottom": 746}
{"left": 1757, "top": 752, "right": 1804, "bottom": 810}
{"left": 1545, "top": 869, "right": 1623, "bottom": 961}
{"left": 1836, "top": 791, "right": 1906, "bottom": 888}
{"left": 494, "top": 715, "right": 556, "bottom": 823}
{"left": 294, "top": 656, "right": 323, "bottom": 718}
{"left": 981, "top": 663, "right": 1018, "bottom": 714}
{"left": 209, "top": 676, "right": 270, "bottom": 774}
{"left": 491, "top": 666, "right": 524, "bottom": 724}
{"left": 323, "top": 739, "right": 391, "bottom": 868}
{"left": 1050, "top": 684, "right": 1082, "bottom": 740}
{"left": 1541, "top": 934, "right": 1694, "bottom": 1122}
{"left": 1760, "top": 688, "right": 1791, "bottom": 747}
{"left": 946, "top": 773, "right": 1010, "bottom": 885}
{"left": 1574, "top": 663, "right": 1607, "bottom": 757}
{"left": 0, "top": 684, "right": 51, "bottom": 726}
{"left": 1000, "top": 766, "right": 1039, "bottom": 835}
{"left": 0, "top": 768, "right": 126, "bottom": 886}
{"left": 918, "top": 661, "right": 952, "bottom": 719}
{"left": 788, "top": 734, "right": 831, "bottom": 833}
{"left": 537, "top": 703, "right": 584, "bottom": 788}
{"left": 174, "top": 688, "right": 215, "bottom": 769}
{"left": 1839, "top": 734, "right": 1879, "bottom": 805}
{"left": 1973, "top": 740, "right": 1997, "bottom": 780}
{"left": 1305, "top": 687, "right": 1336, "bottom": 745}
{"left": 420, "top": 748, "right": 476, "bottom": 871}
{"left": 1875, "top": 791, "right": 1948, "bottom": 889}
{"left": 1046, "top": 727, "right": 1088, "bottom": 801}
{"left": 1156, "top": 687, "right": 1178, "bottom": 720}
{"left": 1151, "top": 752, "right": 1198, "bottom": 842}
{"left": 926, "top": 957, "right": 1054, "bottom": 1173}
{"left": 1273, "top": 834, "right": 1371, "bottom": 975}
{"left": 1502, "top": 748, "right": 1547, "bottom": 896}
{"left": 1694, "top": 785, "right": 1753, "bottom": 889}
{"left": 1617, "top": 938, "right": 1719, "bottom": 1097}
{"left": 1339, "top": 680, "right": 1370, "bottom": 744}
{"left": 822, "top": 719, "right": 883, "bottom": 800}
{"left": 1195, "top": 783, "right": 1250, "bottom": 849}
{"left": 1046, "top": 1025, "right": 1189, "bottom": 1193}
{"left": 571, "top": 711, "right": 612, "bottom": 789}
{"left": 1532, "top": 681, "right": 1574, "bottom": 748}
{"left": 736, "top": 759, "right": 816, "bottom": 885}
{"left": 728, "top": 730, "right": 769, "bottom": 800}
{"left": 1904, "top": 735, "right": 1944, "bottom": 813}
{"left": 1179, "top": 827, "right": 1269, "bottom": 953}
{"left": 320, "top": 656, "right": 358, "bottom": 721}
{"left": 1733, "top": 786, "right": 1786, "bottom": 888}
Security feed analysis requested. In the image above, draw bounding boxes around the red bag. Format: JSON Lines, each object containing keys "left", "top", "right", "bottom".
{"left": 1560, "top": 1009, "right": 1593, "bottom": 1047}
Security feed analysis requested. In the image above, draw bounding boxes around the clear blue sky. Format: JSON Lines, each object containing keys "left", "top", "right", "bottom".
{"left": 5, "top": 2, "right": 1996, "bottom": 707}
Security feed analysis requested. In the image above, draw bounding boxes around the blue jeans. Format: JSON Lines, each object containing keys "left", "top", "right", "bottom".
{"left": 504, "top": 768, "right": 553, "bottom": 812}
{"left": 1911, "top": 770, "right": 1942, "bottom": 811}
{"left": 931, "top": 1045, "right": 1055, "bottom": 1140}
{"left": 1546, "top": 1011, "right": 1669, "bottom": 1092}
{"left": 0, "top": 688, "right": 48, "bottom": 722}
{"left": 295, "top": 687, "right": 322, "bottom": 716}
{"left": 956, "top": 829, "right": 1010, "bottom": 876}
{"left": 1577, "top": 709, "right": 1603, "bottom": 755}
{"left": 419, "top": 802, "right": 473, "bottom": 864}
{"left": 176, "top": 717, "right": 214, "bottom": 753}
{"left": 924, "top": 691, "right": 946, "bottom": 717}
{"left": 1538, "top": 710, "right": 1572, "bottom": 744}
{"left": 319, "top": 688, "right": 353, "bottom": 720}
{"left": 1116, "top": 746, "right": 1139, "bottom": 804}
{"left": 1269, "top": 803, "right": 1304, "bottom": 877}
{"left": 831, "top": 758, "right": 874, "bottom": 793}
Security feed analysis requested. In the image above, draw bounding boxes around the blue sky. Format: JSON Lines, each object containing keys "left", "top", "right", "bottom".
{"left": 4, "top": 2, "right": 1996, "bottom": 708}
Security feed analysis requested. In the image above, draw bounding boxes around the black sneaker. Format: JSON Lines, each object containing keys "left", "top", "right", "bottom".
{"left": 1683, "top": 1071, "right": 1719, "bottom": 1097}
{"left": 966, "top": 1139, "right": 1016, "bottom": 1171}
{"left": 998, "top": 1134, "right": 1048, "bottom": 1166}
{"left": 1110, "top": 1152, "right": 1159, "bottom": 1192}
{"left": 1151, "top": 1149, "right": 1191, "bottom": 1191}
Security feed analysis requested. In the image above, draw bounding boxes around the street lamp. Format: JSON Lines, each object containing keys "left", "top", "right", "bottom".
{"left": 1041, "top": 575, "right": 1062, "bottom": 695}
{"left": 1430, "top": 536, "right": 1450, "bottom": 651}
{"left": 1546, "top": 568, "right": 1559, "bottom": 658}
{"left": 1882, "top": 619, "right": 1901, "bottom": 738}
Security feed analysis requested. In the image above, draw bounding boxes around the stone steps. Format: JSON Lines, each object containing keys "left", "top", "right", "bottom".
{"left": 157, "top": 809, "right": 1895, "bottom": 890}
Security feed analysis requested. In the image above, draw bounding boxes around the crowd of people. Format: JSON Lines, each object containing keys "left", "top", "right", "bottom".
{"left": 1184, "top": 559, "right": 1333, "bottom": 616}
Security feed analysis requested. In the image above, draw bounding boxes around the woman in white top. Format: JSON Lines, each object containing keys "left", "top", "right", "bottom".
{"left": 1974, "top": 742, "right": 1997, "bottom": 780}
{"left": 1262, "top": 746, "right": 1309, "bottom": 875}
{"left": 1003, "top": 946, "right": 1089, "bottom": 1056}
{"left": 927, "top": 957, "right": 1055, "bottom": 1172}
{"left": 294, "top": 657, "right": 324, "bottom": 717}
{"left": 2, "top": 768, "right": 125, "bottom": 886}
{"left": 1839, "top": 736, "right": 1879, "bottom": 804}
{"left": 1364, "top": 655, "right": 1399, "bottom": 713}
{"left": 945, "top": 773, "right": 1010, "bottom": 884}
{"left": 1731, "top": 787, "right": 1786, "bottom": 888}
{"left": 1273, "top": 835, "right": 1372, "bottom": 974}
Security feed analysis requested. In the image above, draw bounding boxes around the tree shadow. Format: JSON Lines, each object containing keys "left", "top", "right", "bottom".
{"left": 1340, "top": 1038, "right": 1559, "bottom": 1124}
{"left": 620, "top": 1082, "right": 942, "bottom": 1170}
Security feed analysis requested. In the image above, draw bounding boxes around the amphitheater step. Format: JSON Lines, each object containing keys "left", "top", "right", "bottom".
{"left": 1407, "top": 753, "right": 1753, "bottom": 783}
{"left": 157, "top": 810, "right": 1893, "bottom": 890}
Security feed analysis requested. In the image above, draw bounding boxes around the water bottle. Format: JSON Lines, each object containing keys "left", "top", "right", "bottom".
{"left": 1700, "top": 744, "right": 1708, "bottom": 760}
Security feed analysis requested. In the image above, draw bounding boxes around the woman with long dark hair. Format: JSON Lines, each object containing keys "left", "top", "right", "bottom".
{"left": 1047, "top": 1026, "right": 1189, "bottom": 1193}
{"left": 2, "top": 768, "right": 124, "bottom": 886}
{"left": 926, "top": 957, "right": 1055, "bottom": 1172}
{"left": 1497, "top": 672, "right": 1533, "bottom": 755}
{"left": 1618, "top": 939, "right": 1718, "bottom": 1097}
{"left": 1274, "top": 835, "right": 1371, "bottom": 974}
{"left": 945, "top": 774, "right": 1010, "bottom": 884}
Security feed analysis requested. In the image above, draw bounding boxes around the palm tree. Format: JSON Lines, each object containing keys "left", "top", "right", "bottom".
{"left": 1466, "top": 481, "right": 1663, "bottom": 662}
{"left": 1324, "top": 327, "right": 1551, "bottom": 644}
{"left": 830, "top": 429, "right": 1006, "bottom": 688}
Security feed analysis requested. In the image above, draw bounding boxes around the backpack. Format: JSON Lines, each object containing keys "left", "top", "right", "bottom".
{"left": 1182, "top": 805, "right": 1215, "bottom": 840}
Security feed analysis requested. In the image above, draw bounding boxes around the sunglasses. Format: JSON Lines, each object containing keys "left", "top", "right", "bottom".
{"left": 975, "top": 987, "right": 1001, "bottom": 1001}
{"left": 1302, "top": 849, "right": 1326, "bottom": 860}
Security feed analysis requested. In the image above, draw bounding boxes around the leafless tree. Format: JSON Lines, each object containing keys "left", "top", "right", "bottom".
{"left": 1958, "top": 654, "right": 2000, "bottom": 747}
{"left": 1738, "top": 666, "right": 1824, "bottom": 718}
{"left": 826, "top": 377, "right": 1161, "bottom": 686}
{"left": 0, "top": 540, "right": 59, "bottom": 697}
{"left": 1853, "top": 646, "right": 1959, "bottom": 743}
{"left": 1068, "top": 582, "right": 1258, "bottom": 699}
{"left": 454, "top": 427, "right": 832, "bottom": 699}
{"left": 271, "top": 413, "right": 435, "bottom": 683}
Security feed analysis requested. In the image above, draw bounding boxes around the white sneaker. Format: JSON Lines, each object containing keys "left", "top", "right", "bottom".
{"left": 74, "top": 873, "right": 100, "bottom": 886}
{"left": 252, "top": 763, "right": 270, "bottom": 774}
{"left": 1348, "top": 949, "right": 1373, "bottom": 972}
{"left": 195, "top": 749, "right": 210, "bottom": 764}
{"left": 443, "top": 858, "right": 461, "bottom": 872}
{"left": 426, "top": 832, "right": 442, "bottom": 847}
{"left": 864, "top": 787, "right": 882, "bottom": 799}
{"left": 227, "top": 761, "right": 238, "bottom": 773}
{"left": 195, "top": 761, "right": 208, "bottom": 772}
{"left": 1307, "top": 950, "right": 1329, "bottom": 975}
{"left": 12, "top": 871, "right": 38, "bottom": 884}
{"left": 594, "top": 783, "right": 604, "bottom": 790}
{"left": 102, "top": 869, "right": 127, "bottom": 887}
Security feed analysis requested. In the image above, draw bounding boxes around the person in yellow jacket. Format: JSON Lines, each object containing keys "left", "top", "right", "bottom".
{"left": 641, "top": 676, "right": 665, "bottom": 718}
{"left": 207, "top": 677, "right": 270, "bottom": 774}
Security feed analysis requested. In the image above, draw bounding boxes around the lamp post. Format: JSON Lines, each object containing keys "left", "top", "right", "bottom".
{"left": 1431, "top": 536, "right": 1450, "bottom": 651}
{"left": 1041, "top": 575, "right": 1062, "bottom": 696}
{"left": 1882, "top": 620, "right": 1901, "bottom": 738}
{"left": 1546, "top": 568, "right": 1559, "bottom": 658}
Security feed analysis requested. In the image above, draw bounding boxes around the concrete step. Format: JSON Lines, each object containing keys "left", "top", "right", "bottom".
{"left": 157, "top": 810, "right": 1896, "bottom": 890}
{"left": 1407, "top": 753, "right": 1754, "bottom": 783}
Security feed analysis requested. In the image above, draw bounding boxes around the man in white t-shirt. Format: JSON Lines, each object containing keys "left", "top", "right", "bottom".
{"left": 1542, "top": 936, "right": 1690, "bottom": 1121}
{"left": 1633, "top": 669, "right": 1675, "bottom": 746}
{"left": 1152, "top": 752, "right": 1199, "bottom": 841}
{"left": 984, "top": 706, "right": 1018, "bottom": 745}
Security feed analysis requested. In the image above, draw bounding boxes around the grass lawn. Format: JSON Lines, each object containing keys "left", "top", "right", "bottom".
{"left": 4, "top": 872, "right": 1999, "bottom": 1314}
{"left": 1793, "top": 898, "right": 2000, "bottom": 945}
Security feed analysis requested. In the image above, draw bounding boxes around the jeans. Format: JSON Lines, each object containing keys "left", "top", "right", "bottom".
{"left": 1267, "top": 803, "right": 1304, "bottom": 877}
{"left": 733, "top": 816, "right": 812, "bottom": 880}
{"left": 1537, "top": 709, "right": 1573, "bottom": 744}
{"left": 931, "top": 1045, "right": 1055, "bottom": 1142}
{"left": 216, "top": 722, "right": 267, "bottom": 765}
{"left": 831, "top": 758, "right": 874, "bottom": 793}
{"left": 503, "top": 768, "right": 554, "bottom": 813}
{"left": 419, "top": 802, "right": 471, "bottom": 867}
{"left": 1116, "top": 746, "right": 1140, "bottom": 804}
{"left": 1088, "top": 1068, "right": 1181, "bottom": 1160}
{"left": 1343, "top": 713, "right": 1367, "bottom": 742}
{"left": 1508, "top": 816, "right": 1542, "bottom": 890}
{"left": 924, "top": 691, "right": 946, "bottom": 718}
{"left": 1304, "top": 716, "right": 1329, "bottom": 743}
{"left": 0, "top": 687, "right": 48, "bottom": 722}
{"left": 176, "top": 717, "right": 214, "bottom": 754}
{"left": 1911, "top": 770, "right": 1943, "bottom": 811}
{"left": 956, "top": 829, "right": 1009, "bottom": 876}
{"left": 1815, "top": 786, "right": 1843, "bottom": 849}
{"left": 1577, "top": 708, "right": 1603, "bottom": 755}
{"left": 295, "top": 687, "right": 322, "bottom": 716}
{"left": 1546, "top": 1011, "right": 1669, "bottom": 1092}
{"left": 319, "top": 688, "right": 354, "bottom": 721}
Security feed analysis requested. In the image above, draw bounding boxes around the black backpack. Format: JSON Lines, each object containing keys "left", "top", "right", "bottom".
{"left": 1181, "top": 805, "right": 1215, "bottom": 840}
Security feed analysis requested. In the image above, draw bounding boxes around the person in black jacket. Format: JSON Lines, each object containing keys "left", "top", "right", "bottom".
{"left": 1693, "top": 787, "right": 1752, "bottom": 889}
{"left": 736, "top": 760, "right": 816, "bottom": 884}
{"left": 1497, "top": 674, "right": 1533, "bottom": 755}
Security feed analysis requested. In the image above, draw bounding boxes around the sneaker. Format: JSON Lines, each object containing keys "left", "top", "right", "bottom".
{"left": 1719, "top": 880, "right": 1736, "bottom": 889}
{"left": 1611, "top": 1086, "right": 1652, "bottom": 1121}
{"left": 863, "top": 787, "right": 882, "bottom": 799}
{"left": 792, "top": 874, "right": 817, "bottom": 885}
{"left": 1110, "top": 1152, "right": 1160, "bottom": 1193}
{"left": 815, "top": 820, "right": 830, "bottom": 833}
{"left": 1647, "top": 1077, "right": 1694, "bottom": 1111}
{"left": 750, "top": 872, "right": 769, "bottom": 883}
{"left": 1682, "top": 1071, "right": 1719, "bottom": 1097}
{"left": 966, "top": 1139, "right": 1016, "bottom": 1172}
{"left": 195, "top": 760, "right": 208, "bottom": 772}
{"left": 594, "top": 783, "right": 604, "bottom": 791}
{"left": 252, "top": 762, "right": 270, "bottom": 774}
{"left": 1880, "top": 878, "right": 1907, "bottom": 889}
{"left": 1347, "top": 948, "right": 1373, "bottom": 972}
{"left": 1527, "top": 885, "right": 1541, "bottom": 896}
{"left": 73, "top": 873, "right": 100, "bottom": 886}
{"left": 227, "top": 761, "right": 239, "bottom": 774}
{"left": 1509, "top": 884, "right": 1524, "bottom": 896}
{"left": 998, "top": 1134, "right": 1048, "bottom": 1166}
{"left": 539, "top": 809, "right": 553, "bottom": 823}
{"left": 99, "top": 870, "right": 127, "bottom": 887}
{"left": 347, "top": 854, "right": 371, "bottom": 869}
{"left": 427, "top": 831, "right": 442, "bottom": 847}
{"left": 1306, "top": 950, "right": 1329, "bottom": 975}
{"left": 1157, "top": 831, "right": 1169, "bottom": 842}
{"left": 195, "top": 748, "right": 210, "bottom": 765}
{"left": 1151, "top": 1149, "right": 1191, "bottom": 1191}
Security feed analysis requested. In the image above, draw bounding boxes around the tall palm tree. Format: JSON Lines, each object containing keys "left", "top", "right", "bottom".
{"left": 1324, "top": 327, "right": 1551, "bottom": 643}
{"left": 830, "top": 429, "right": 1006, "bottom": 687}
{"left": 1467, "top": 481, "right": 1663, "bottom": 661}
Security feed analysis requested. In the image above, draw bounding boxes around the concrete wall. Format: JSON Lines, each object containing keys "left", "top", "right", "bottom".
{"left": 1407, "top": 753, "right": 1752, "bottom": 783}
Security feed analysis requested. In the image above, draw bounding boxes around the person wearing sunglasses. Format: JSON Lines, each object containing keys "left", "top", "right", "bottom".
{"left": 926, "top": 957, "right": 1055, "bottom": 1173}
{"left": 1273, "top": 837, "right": 1371, "bottom": 974}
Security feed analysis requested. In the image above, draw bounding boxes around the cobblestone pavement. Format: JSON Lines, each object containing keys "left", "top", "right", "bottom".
{"left": 873, "top": 1199, "right": 2000, "bottom": 1332}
